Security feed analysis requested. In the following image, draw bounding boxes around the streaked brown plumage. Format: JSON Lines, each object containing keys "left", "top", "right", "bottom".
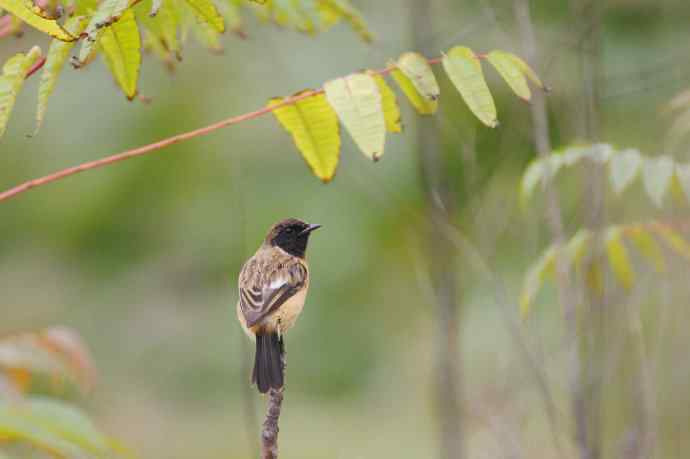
{"left": 237, "top": 218, "right": 321, "bottom": 393}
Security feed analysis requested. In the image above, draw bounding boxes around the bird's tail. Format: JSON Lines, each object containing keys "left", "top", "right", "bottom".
{"left": 252, "top": 332, "right": 285, "bottom": 394}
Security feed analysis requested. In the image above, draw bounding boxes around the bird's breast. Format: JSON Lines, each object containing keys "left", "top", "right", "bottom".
{"left": 272, "top": 285, "right": 308, "bottom": 333}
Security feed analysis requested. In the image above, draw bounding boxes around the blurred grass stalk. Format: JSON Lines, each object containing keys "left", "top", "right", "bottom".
{"left": 411, "top": 2, "right": 463, "bottom": 458}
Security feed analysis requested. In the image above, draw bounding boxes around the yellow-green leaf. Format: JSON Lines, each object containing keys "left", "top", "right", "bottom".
{"left": 609, "top": 148, "right": 641, "bottom": 195}
{"left": 486, "top": 50, "right": 531, "bottom": 100}
{"left": 520, "top": 245, "right": 556, "bottom": 317}
{"left": 396, "top": 52, "right": 439, "bottom": 102}
{"left": 0, "top": 398, "right": 123, "bottom": 457}
{"left": 625, "top": 226, "right": 665, "bottom": 273}
{"left": 520, "top": 155, "right": 563, "bottom": 205}
{"left": 566, "top": 228, "right": 593, "bottom": 269}
{"left": 642, "top": 155, "right": 674, "bottom": 208}
{"left": 507, "top": 53, "right": 543, "bottom": 89}
{"left": 268, "top": 92, "right": 340, "bottom": 182}
{"left": 141, "top": 0, "right": 180, "bottom": 55}
{"left": 389, "top": 66, "right": 437, "bottom": 115}
{"left": 653, "top": 224, "right": 690, "bottom": 262}
{"left": 324, "top": 73, "right": 385, "bottom": 161}
{"left": 520, "top": 160, "right": 544, "bottom": 204}
{"left": 0, "top": 46, "right": 42, "bottom": 139}
{"left": 675, "top": 163, "right": 690, "bottom": 204}
{"left": 191, "top": 18, "right": 223, "bottom": 52}
{"left": 0, "top": 0, "right": 76, "bottom": 40}
{"left": 78, "top": 0, "right": 132, "bottom": 65}
{"left": 35, "top": 16, "right": 88, "bottom": 134}
{"left": 100, "top": 8, "right": 141, "bottom": 99}
{"left": 185, "top": 0, "right": 225, "bottom": 32}
{"left": 605, "top": 227, "right": 635, "bottom": 289}
{"left": 443, "top": 46, "right": 497, "bottom": 127}
{"left": 369, "top": 73, "right": 401, "bottom": 133}
{"left": 317, "top": 0, "right": 372, "bottom": 42}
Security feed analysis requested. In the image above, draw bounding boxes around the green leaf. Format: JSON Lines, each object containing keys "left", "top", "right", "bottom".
{"left": 608, "top": 148, "right": 641, "bottom": 195}
{"left": 369, "top": 72, "right": 401, "bottom": 133}
{"left": 389, "top": 65, "right": 437, "bottom": 115}
{"left": 566, "top": 228, "right": 593, "bottom": 269}
{"left": 605, "top": 227, "right": 635, "bottom": 289}
{"left": 185, "top": 0, "right": 225, "bottom": 32}
{"left": 642, "top": 155, "right": 674, "bottom": 208}
{"left": 35, "top": 16, "right": 88, "bottom": 134}
{"left": 507, "top": 53, "right": 543, "bottom": 89}
{"left": 0, "top": 398, "right": 125, "bottom": 457}
{"left": 0, "top": 0, "right": 76, "bottom": 41}
{"left": 653, "top": 224, "right": 690, "bottom": 262}
{"left": 0, "top": 46, "right": 42, "bottom": 139}
{"left": 396, "top": 52, "right": 439, "bottom": 102}
{"left": 77, "top": 0, "right": 132, "bottom": 65}
{"left": 520, "top": 245, "right": 556, "bottom": 317}
{"left": 324, "top": 73, "right": 385, "bottom": 161}
{"left": 584, "top": 143, "right": 614, "bottom": 163}
{"left": 140, "top": 0, "right": 181, "bottom": 56}
{"left": 521, "top": 160, "right": 544, "bottom": 204}
{"left": 100, "top": 8, "right": 141, "bottom": 99}
{"left": 520, "top": 155, "right": 564, "bottom": 204}
{"left": 486, "top": 50, "right": 531, "bottom": 100}
{"left": 443, "top": 46, "right": 497, "bottom": 127}
{"left": 191, "top": 17, "right": 223, "bottom": 52}
{"left": 625, "top": 226, "right": 665, "bottom": 273}
{"left": 317, "top": 0, "right": 372, "bottom": 42}
{"left": 675, "top": 163, "right": 690, "bottom": 204}
{"left": 268, "top": 91, "right": 340, "bottom": 182}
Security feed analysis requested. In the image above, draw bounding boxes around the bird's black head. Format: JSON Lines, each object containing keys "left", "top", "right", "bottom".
{"left": 265, "top": 218, "right": 322, "bottom": 258}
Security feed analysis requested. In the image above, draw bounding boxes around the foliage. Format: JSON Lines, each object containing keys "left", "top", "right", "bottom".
{"left": 0, "top": 327, "right": 132, "bottom": 458}
{"left": 520, "top": 221, "right": 690, "bottom": 315}
{"left": 0, "top": 0, "right": 371, "bottom": 138}
{"left": 269, "top": 47, "right": 541, "bottom": 182}
{"left": 521, "top": 143, "right": 690, "bottom": 208}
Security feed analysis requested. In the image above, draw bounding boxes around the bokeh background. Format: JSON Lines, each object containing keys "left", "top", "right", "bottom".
{"left": 2, "top": 0, "right": 690, "bottom": 458}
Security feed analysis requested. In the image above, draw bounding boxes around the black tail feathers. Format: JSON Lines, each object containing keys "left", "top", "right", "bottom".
{"left": 252, "top": 332, "right": 285, "bottom": 394}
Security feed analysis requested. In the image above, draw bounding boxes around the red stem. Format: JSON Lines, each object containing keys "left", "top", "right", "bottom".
{"left": 0, "top": 55, "right": 448, "bottom": 203}
{"left": 25, "top": 56, "right": 47, "bottom": 79}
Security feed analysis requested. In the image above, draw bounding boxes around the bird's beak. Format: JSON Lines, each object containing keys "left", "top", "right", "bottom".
{"left": 300, "top": 223, "right": 322, "bottom": 235}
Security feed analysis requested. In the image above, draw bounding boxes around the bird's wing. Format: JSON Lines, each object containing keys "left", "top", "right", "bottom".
{"left": 239, "top": 255, "right": 307, "bottom": 328}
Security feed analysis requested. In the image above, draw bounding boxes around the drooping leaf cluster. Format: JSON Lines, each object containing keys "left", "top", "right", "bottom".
{"left": 521, "top": 143, "right": 690, "bottom": 208}
{"left": 0, "top": 326, "right": 133, "bottom": 458}
{"left": 0, "top": 0, "right": 371, "bottom": 138}
{"left": 520, "top": 221, "right": 690, "bottom": 316}
{"left": 269, "top": 46, "right": 543, "bottom": 182}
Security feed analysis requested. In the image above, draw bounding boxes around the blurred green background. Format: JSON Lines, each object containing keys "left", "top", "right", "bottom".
{"left": 2, "top": 0, "right": 690, "bottom": 458}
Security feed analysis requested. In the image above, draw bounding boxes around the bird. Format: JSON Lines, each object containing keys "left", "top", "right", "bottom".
{"left": 237, "top": 218, "right": 322, "bottom": 393}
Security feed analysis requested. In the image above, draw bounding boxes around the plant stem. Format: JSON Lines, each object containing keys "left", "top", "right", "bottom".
{"left": 261, "top": 387, "right": 284, "bottom": 459}
{"left": 0, "top": 57, "right": 446, "bottom": 204}
{"left": 513, "top": 1, "right": 576, "bottom": 457}
{"left": 412, "top": 2, "right": 462, "bottom": 458}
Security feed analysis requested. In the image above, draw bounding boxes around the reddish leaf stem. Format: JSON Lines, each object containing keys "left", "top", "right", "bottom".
{"left": 25, "top": 56, "right": 47, "bottom": 79}
{"left": 0, "top": 55, "right": 446, "bottom": 203}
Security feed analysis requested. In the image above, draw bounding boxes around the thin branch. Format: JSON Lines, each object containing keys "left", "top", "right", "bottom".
{"left": 261, "top": 387, "right": 284, "bottom": 459}
{"left": 513, "top": 1, "right": 576, "bottom": 457}
{"left": 0, "top": 57, "right": 443, "bottom": 204}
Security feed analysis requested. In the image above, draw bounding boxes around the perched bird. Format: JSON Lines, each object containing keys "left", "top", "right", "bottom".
{"left": 237, "top": 218, "right": 321, "bottom": 393}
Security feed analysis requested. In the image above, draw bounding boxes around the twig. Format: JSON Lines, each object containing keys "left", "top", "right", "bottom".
{"left": 513, "top": 1, "right": 575, "bottom": 457}
{"left": 0, "top": 57, "right": 443, "bottom": 204}
{"left": 260, "top": 387, "right": 284, "bottom": 459}
{"left": 412, "top": 3, "right": 463, "bottom": 458}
